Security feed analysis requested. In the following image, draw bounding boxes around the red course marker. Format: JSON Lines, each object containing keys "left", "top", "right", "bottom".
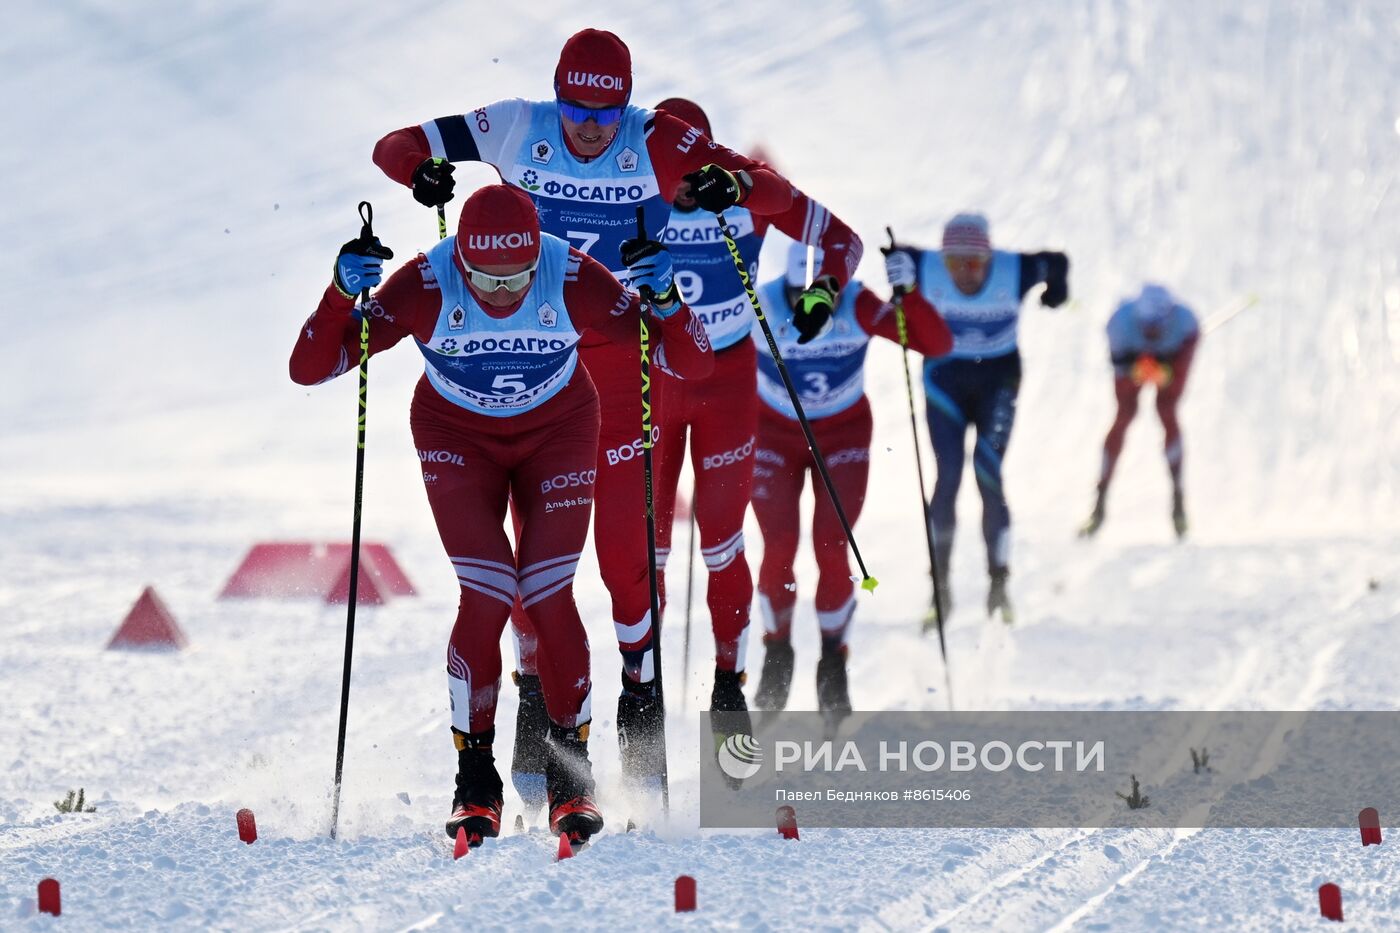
{"left": 675, "top": 875, "right": 697, "bottom": 912}
{"left": 1359, "top": 807, "right": 1382, "bottom": 846}
{"left": 236, "top": 808, "right": 257, "bottom": 844}
{"left": 38, "top": 878, "right": 60, "bottom": 917}
{"left": 1319, "top": 883, "right": 1343, "bottom": 922}
{"left": 453, "top": 826, "right": 470, "bottom": 860}
{"left": 556, "top": 832, "right": 574, "bottom": 861}
{"left": 776, "top": 805, "right": 799, "bottom": 840}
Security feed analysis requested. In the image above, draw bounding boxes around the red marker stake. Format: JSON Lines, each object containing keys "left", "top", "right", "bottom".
{"left": 776, "top": 805, "right": 799, "bottom": 840}
{"left": 1359, "top": 807, "right": 1382, "bottom": 846}
{"left": 556, "top": 832, "right": 574, "bottom": 861}
{"left": 1319, "top": 883, "right": 1343, "bottom": 922}
{"left": 675, "top": 875, "right": 697, "bottom": 912}
{"left": 38, "top": 878, "right": 60, "bottom": 917}
{"left": 453, "top": 827, "right": 470, "bottom": 860}
{"left": 236, "top": 808, "right": 257, "bottom": 844}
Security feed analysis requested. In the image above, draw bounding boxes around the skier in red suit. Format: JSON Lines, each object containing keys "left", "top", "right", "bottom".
{"left": 289, "top": 184, "right": 711, "bottom": 846}
{"left": 370, "top": 29, "right": 798, "bottom": 801}
{"left": 750, "top": 244, "right": 952, "bottom": 715}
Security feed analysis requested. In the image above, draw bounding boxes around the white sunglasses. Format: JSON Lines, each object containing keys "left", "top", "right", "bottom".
{"left": 464, "top": 259, "right": 538, "bottom": 293}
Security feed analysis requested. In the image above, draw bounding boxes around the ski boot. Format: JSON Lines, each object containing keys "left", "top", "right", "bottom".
{"left": 923, "top": 570, "right": 953, "bottom": 635}
{"left": 753, "top": 639, "right": 795, "bottom": 713}
{"left": 510, "top": 671, "right": 549, "bottom": 819}
{"left": 1079, "top": 489, "right": 1107, "bottom": 538}
{"left": 1172, "top": 488, "right": 1188, "bottom": 539}
{"left": 616, "top": 676, "right": 666, "bottom": 795}
{"left": 446, "top": 727, "right": 505, "bottom": 845}
{"left": 816, "top": 641, "right": 852, "bottom": 735}
{"left": 987, "top": 568, "right": 1014, "bottom": 624}
{"left": 710, "top": 667, "right": 754, "bottom": 789}
{"left": 545, "top": 721, "right": 604, "bottom": 845}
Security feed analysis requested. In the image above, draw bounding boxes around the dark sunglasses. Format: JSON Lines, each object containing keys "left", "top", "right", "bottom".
{"left": 557, "top": 98, "right": 625, "bottom": 126}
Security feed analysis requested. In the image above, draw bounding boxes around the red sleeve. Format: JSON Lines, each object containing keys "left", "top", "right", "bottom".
{"left": 854, "top": 287, "right": 952, "bottom": 358}
{"left": 644, "top": 113, "right": 792, "bottom": 216}
{"left": 563, "top": 248, "right": 714, "bottom": 380}
{"left": 754, "top": 182, "right": 865, "bottom": 288}
{"left": 372, "top": 126, "right": 432, "bottom": 187}
{"left": 288, "top": 256, "right": 438, "bottom": 385}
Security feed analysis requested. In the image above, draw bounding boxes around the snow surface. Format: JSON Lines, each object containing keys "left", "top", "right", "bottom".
{"left": 3, "top": 0, "right": 1399, "bottom": 929}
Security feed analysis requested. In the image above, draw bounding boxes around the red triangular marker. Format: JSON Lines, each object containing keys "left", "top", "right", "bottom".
{"left": 776, "top": 805, "right": 799, "bottom": 840}
{"left": 675, "top": 875, "right": 697, "bottom": 912}
{"left": 107, "top": 587, "right": 187, "bottom": 649}
{"left": 453, "top": 826, "right": 470, "bottom": 860}
{"left": 324, "top": 558, "right": 387, "bottom": 606}
{"left": 556, "top": 832, "right": 573, "bottom": 861}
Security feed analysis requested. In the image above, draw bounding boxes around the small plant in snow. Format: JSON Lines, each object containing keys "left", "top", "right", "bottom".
{"left": 54, "top": 788, "right": 97, "bottom": 813}
{"left": 1116, "top": 775, "right": 1150, "bottom": 810}
{"left": 1190, "top": 747, "right": 1211, "bottom": 773}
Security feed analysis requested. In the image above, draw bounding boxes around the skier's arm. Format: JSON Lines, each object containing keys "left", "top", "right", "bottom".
{"left": 856, "top": 286, "right": 953, "bottom": 358}
{"left": 1018, "top": 250, "right": 1070, "bottom": 307}
{"left": 564, "top": 249, "right": 714, "bottom": 379}
{"left": 372, "top": 98, "right": 530, "bottom": 188}
{"left": 757, "top": 184, "right": 865, "bottom": 288}
{"left": 645, "top": 112, "right": 792, "bottom": 215}
{"left": 289, "top": 258, "right": 434, "bottom": 386}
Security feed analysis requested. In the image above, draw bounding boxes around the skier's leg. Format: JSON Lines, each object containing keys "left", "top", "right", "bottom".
{"left": 1099, "top": 375, "right": 1141, "bottom": 497}
{"left": 750, "top": 405, "right": 806, "bottom": 713}
{"left": 969, "top": 354, "right": 1020, "bottom": 621}
{"left": 584, "top": 342, "right": 660, "bottom": 689}
{"left": 924, "top": 361, "right": 969, "bottom": 610}
{"left": 751, "top": 406, "right": 806, "bottom": 644}
{"left": 1156, "top": 383, "right": 1188, "bottom": 535}
{"left": 511, "top": 394, "right": 605, "bottom": 841}
{"left": 688, "top": 342, "right": 759, "bottom": 673}
{"left": 412, "top": 407, "right": 513, "bottom": 839}
{"left": 809, "top": 401, "right": 872, "bottom": 718}
{"left": 651, "top": 370, "right": 690, "bottom": 614}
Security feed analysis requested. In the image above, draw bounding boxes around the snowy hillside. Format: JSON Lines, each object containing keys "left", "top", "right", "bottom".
{"left": 3, "top": 0, "right": 1398, "bottom": 929}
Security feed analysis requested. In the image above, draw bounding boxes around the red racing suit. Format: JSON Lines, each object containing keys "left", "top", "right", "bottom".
{"left": 288, "top": 241, "right": 711, "bottom": 733}
{"left": 652, "top": 192, "right": 864, "bottom": 673}
{"left": 374, "top": 101, "right": 788, "bottom": 687}
{"left": 752, "top": 285, "right": 951, "bottom": 648}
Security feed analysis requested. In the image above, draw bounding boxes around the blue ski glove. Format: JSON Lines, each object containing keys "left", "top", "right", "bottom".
{"left": 333, "top": 235, "right": 395, "bottom": 299}
{"left": 619, "top": 236, "right": 681, "bottom": 316}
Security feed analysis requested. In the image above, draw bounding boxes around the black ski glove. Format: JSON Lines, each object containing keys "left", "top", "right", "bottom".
{"left": 411, "top": 157, "right": 456, "bottom": 207}
{"left": 682, "top": 164, "right": 751, "bottom": 213}
{"left": 793, "top": 275, "right": 839, "bottom": 344}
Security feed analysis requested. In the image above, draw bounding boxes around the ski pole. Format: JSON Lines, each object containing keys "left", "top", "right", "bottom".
{"left": 330, "top": 200, "right": 391, "bottom": 839}
{"left": 886, "top": 227, "right": 954, "bottom": 709}
{"left": 1202, "top": 293, "right": 1260, "bottom": 335}
{"left": 628, "top": 206, "right": 671, "bottom": 811}
{"left": 713, "top": 213, "right": 878, "bottom": 592}
{"left": 437, "top": 203, "right": 447, "bottom": 241}
{"left": 681, "top": 505, "right": 697, "bottom": 713}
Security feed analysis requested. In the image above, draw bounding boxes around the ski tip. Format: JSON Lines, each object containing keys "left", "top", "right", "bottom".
{"left": 860, "top": 576, "right": 879, "bottom": 593}
{"left": 556, "top": 831, "right": 574, "bottom": 861}
{"left": 452, "top": 826, "right": 471, "bottom": 860}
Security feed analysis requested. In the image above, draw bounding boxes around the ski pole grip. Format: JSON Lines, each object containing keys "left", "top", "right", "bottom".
{"left": 631, "top": 205, "right": 657, "bottom": 303}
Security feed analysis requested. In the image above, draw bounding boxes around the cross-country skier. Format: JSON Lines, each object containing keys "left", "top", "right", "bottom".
{"left": 750, "top": 244, "right": 952, "bottom": 714}
{"left": 645, "top": 96, "right": 864, "bottom": 757}
{"left": 1080, "top": 283, "right": 1200, "bottom": 538}
{"left": 371, "top": 29, "right": 792, "bottom": 804}
{"left": 884, "top": 214, "right": 1069, "bottom": 623}
{"left": 288, "top": 185, "right": 712, "bottom": 846}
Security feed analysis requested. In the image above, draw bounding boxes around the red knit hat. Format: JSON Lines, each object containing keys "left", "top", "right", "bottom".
{"left": 655, "top": 97, "right": 711, "bottom": 136}
{"left": 456, "top": 184, "right": 541, "bottom": 267}
{"left": 555, "top": 29, "right": 632, "bottom": 106}
{"left": 942, "top": 212, "right": 992, "bottom": 256}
